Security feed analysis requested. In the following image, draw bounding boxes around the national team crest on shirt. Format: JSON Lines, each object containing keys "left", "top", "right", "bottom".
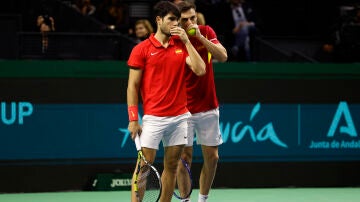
{"left": 175, "top": 49, "right": 183, "bottom": 54}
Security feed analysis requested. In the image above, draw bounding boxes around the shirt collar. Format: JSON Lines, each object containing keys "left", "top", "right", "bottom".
{"left": 149, "top": 33, "right": 176, "bottom": 48}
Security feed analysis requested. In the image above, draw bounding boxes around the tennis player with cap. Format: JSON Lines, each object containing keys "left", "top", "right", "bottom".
{"left": 127, "top": 1, "right": 206, "bottom": 201}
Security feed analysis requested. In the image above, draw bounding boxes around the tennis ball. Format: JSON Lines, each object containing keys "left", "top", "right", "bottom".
{"left": 187, "top": 28, "right": 196, "bottom": 36}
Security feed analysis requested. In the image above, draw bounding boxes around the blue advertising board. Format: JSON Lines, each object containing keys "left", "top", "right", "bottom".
{"left": 1, "top": 101, "right": 359, "bottom": 163}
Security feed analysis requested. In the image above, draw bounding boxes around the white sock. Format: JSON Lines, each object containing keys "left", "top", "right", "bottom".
{"left": 181, "top": 199, "right": 191, "bottom": 202}
{"left": 198, "top": 193, "right": 208, "bottom": 202}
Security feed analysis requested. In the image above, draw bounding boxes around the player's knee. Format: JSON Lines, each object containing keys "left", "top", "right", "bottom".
{"left": 207, "top": 152, "right": 219, "bottom": 166}
{"left": 165, "top": 159, "right": 179, "bottom": 172}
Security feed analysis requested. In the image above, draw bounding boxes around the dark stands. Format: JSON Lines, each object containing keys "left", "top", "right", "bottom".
{"left": 0, "top": 0, "right": 140, "bottom": 60}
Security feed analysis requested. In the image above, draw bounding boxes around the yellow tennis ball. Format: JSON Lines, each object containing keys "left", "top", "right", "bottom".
{"left": 187, "top": 28, "right": 196, "bottom": 36}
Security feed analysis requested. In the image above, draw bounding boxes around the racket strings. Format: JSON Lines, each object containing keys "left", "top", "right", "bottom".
{"left": 137, "top": 167, "right": 150, "bottom": 188}
{"left": 137, "top": 165, "right": 161, "bottom": 202}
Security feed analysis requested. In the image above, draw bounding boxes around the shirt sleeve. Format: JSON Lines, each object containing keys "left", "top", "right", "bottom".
{"left": 205, "top": 25, "right": 220, "bottom": 44}
{"left": 127, "top": 43, "right": 146, "bottom": 69}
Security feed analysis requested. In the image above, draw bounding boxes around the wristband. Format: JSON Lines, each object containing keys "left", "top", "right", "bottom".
{"left": 128, "top": 105, "right": 139, "bottom": 121}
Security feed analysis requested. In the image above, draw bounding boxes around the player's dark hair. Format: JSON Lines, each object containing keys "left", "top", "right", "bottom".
{"left": 177, "top": 1, "right": 196, "bottom": 13}
{"left": 153, "top": 1, "right": 180, "bottom": 22}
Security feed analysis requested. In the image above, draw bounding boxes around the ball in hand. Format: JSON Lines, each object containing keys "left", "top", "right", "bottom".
{"left": 187, "top": 28, "right": 196, "bottom": 36}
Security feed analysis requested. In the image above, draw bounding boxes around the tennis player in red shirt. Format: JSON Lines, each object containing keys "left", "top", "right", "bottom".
{"left": 127, "top": 1, "right": 205, "bottom": 202}
{"left": 177, "top": 1, "right": 228, "bottom": 202}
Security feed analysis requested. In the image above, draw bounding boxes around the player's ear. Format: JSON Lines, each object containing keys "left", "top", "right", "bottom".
{"left": 155, "top": 16, "right": 161, "bottom": 25}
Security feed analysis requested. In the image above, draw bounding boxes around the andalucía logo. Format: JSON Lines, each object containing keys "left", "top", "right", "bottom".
{"left": 309, "top": 101, "right": 360, "bottom": 149}
{"left": 117, "top": 103, "right": 288, "bottom": 149}
{"left": 220, "top": 102, "right": 288, "bottom": 148}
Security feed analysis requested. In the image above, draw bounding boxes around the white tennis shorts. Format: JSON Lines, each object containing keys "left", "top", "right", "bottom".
{"left": 139, "top": 112, "right": 191, "bottom": 150}
{"left": 186, "top": 108, "right": 223, "bottom": 147}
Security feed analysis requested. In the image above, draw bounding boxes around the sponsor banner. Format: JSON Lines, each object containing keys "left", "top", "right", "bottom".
{"left": 91, "top": 173, "right": 132, "bottom": 191}
{"left": 1, "top": 101, "right": 359, "bottom": 162}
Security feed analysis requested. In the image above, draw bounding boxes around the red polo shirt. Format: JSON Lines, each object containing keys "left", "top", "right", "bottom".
{"left": 186, "top": 25, "right": 219, "bottom": 113}
{"left": 127, "top": 34, "right": 189, "bottom": 116}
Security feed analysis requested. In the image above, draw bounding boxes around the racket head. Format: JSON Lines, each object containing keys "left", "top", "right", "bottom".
{"left": 174, "top": 158, "right": 193, "bottom": 199}
{"left": 135, "top": 161, "right": 162, "bottom": 202}
{"left": 133, "top": 135, "right": 162, "bottom": 202}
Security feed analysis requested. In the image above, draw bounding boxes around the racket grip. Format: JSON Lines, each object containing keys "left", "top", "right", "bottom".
{"left": 135, "top": 134, "right": 141, "bottom": 151}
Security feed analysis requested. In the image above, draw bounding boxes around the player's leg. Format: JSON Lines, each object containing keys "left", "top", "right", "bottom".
{"left": 161, "top": 145, "right": 184, "bottom": 202}
{"left": 177, "top": 114, "right": 195, "bottom": 201}
{"left": 199, "top": 145, "right": 219, "bottom": 196}
{"left": 177, "top": 146, "right": 193, "bottom": 201}
{"left": 161, "top": 112, "right": 190, "bottom": 202}
{"left": 195, "top": 108, "right": 222, "bottom": 202}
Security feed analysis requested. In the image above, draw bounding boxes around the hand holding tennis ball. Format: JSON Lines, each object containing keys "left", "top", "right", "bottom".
{"left": 187, "top": 28, "right": 196, "bottom": 36}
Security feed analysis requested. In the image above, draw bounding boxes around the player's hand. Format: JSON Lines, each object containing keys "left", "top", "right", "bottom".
{"left": 128, "top": 121, "right": 142, "bottom": 140}
{"left": 170, "top": 25, "right": 190, "bottom": 44}
{"left": 186, "top": 24, "right": 200, "bottom": 37}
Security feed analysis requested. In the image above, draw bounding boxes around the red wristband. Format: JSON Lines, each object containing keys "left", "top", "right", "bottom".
{"left": 128, "top": 105, "right": 139, "bottom": 121}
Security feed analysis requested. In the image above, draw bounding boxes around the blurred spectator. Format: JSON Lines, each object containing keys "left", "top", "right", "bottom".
{"left": 96, "top": 0, "right": 129, "bottom": 33}
{"left": 320, "top": 4, "right": 360, "bottom": 63}
{"left": 336, "top": 5, "right": 360, "bottom": 62}
{"left": 36, "top": 15, "right": 55, "bottom": 53}
{"left": 196, "top": 11, "right": 206, "bottom": 25}
{"left": 37, "top": 15, "right": 55, "bottom": 32}
{"left": 129, "top": 19, "right": 154, "bottom": 44}
{"left": 215, "top": 0, "right": 258, "bottom": 61}
{"left": 72, "top": 0, "right": 96, "bottom": 16}
{"left": 348, "top": 6, "right": 360, "bottom": 25}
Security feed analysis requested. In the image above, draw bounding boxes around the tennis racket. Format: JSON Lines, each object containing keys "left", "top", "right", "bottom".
{"left": 174, "top": 158, "right": 193, "bottom": 200}
{"left": 134, "top": 135, "right": 162, "bottom": 202}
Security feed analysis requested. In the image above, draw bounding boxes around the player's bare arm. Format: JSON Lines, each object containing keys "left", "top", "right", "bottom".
{"left": 185, "top": 40, "right": 206, "bottom": 76}
{"left": 186, "top": 25, "right": 227, "bottom": 62}
{"left": 197, "top": 33, "right": 228, "bottom": 62}
{"left": 170, "top": 25, "right": 206, "bottom": 76}
{"left": 127, "top": 68, "right": 142, "bottom": 140}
